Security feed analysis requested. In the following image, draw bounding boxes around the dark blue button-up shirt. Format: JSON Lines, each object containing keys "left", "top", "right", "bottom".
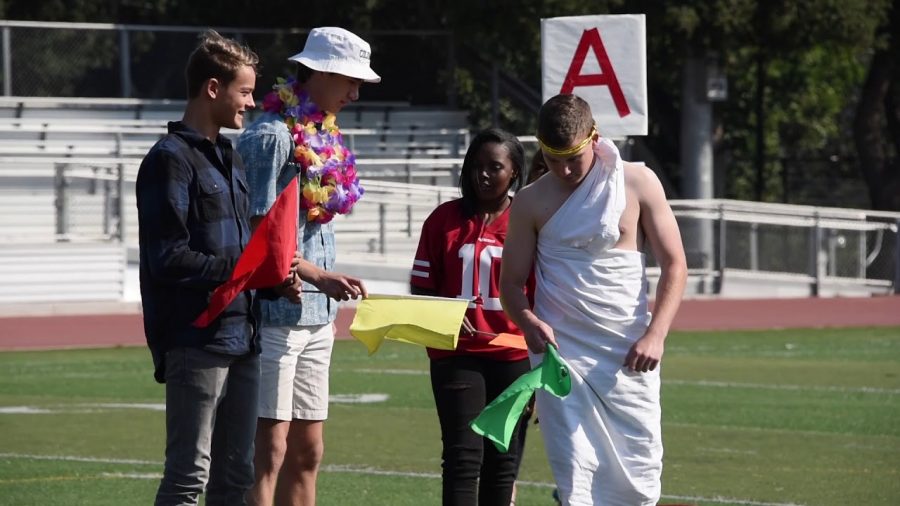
{"left": 136, "top": 121, "right": 258, "bottom": 383}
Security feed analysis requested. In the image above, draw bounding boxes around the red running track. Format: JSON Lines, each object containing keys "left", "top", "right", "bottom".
{"left": 0, "top": 296, "right": 898, "bottom": 351}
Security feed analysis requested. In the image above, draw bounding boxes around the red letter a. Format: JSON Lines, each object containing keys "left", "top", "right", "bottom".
{"left": 560, "top": 28, "right": 631, "bottom": 117}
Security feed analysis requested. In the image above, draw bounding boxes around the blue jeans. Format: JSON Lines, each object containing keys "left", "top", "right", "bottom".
{"left": 155, "top": 347, "right": 260, "bottom": 506}
{"left": 430, "top": 355, "right": 531, "bottom": 506}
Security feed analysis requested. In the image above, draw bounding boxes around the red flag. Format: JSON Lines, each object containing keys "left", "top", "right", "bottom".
{"left": 193, "top": 179, "right": 299, "bottom": 328}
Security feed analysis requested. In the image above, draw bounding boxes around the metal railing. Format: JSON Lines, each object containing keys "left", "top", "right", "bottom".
{"left": 0, "top": 95, "right": 472, "bottom": 161}
{"left": 668, "top": 200, "right": 900, "bottom": 296}
{"left": 2, "top": 161, "right": 898, "bottom": 297}
{"left": 0, "top": 157, "right": 462, "bottom": 244}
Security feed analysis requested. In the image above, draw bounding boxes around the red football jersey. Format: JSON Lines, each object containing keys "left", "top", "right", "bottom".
{"left": 411, "top": 199, "right": 529, "bottom": 361}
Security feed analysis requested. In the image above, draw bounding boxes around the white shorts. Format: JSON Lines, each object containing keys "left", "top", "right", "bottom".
{"left": 258, "top": 323, "right": 334, "bottom": 421}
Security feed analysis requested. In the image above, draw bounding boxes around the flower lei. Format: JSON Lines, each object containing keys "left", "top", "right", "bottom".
{"left": 262, "top": 76, "right": 364, "bottom": 223}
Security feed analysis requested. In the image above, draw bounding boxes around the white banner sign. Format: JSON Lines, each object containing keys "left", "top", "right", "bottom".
{"left": 541, "top": 14, "right": 647, "bottom": 138}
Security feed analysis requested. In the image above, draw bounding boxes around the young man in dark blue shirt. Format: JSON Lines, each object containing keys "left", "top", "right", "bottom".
{"left": 136, "top": 30, "right": 300, "bottom": 506}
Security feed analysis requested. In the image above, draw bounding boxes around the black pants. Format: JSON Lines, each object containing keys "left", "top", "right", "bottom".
{"left": 430, "top": 355, "right": 532, "bottom": 506}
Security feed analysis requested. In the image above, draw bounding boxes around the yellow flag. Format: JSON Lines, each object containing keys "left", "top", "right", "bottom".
{"left": 349, "top": 294, "right": 470, "bottom": 355}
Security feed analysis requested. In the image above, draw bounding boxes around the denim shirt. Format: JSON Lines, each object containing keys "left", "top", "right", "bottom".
{"left": 136, "top": 121, "right": 258, "bottom": 382}
{"left": 237, "top": 112, "right": 337, "bottom": 327}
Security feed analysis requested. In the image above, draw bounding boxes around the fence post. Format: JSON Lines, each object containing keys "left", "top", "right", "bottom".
{"left": 117, "top": 163, "right": 126, "bottom": 242}
{"left": 102, "top": 168, "right": 112, "bottom": 236}
{"left": 54, "top": 163, "right": 70, "bottom": 241}
{"left": 810, "top": 212, "right": 822, "bottom": 296}
{"left": 406, "top": 204, "right": 413, "bottom": 237}
{"left": 715, "top": 203, "right": 726, "bottom": 294}
{"left": 2, "top": 26, "right": 11, "bottom": 96}
{"left": 451, "top": 130, "right": 461, "bottom": 158}
{"left": 858, "top": 228, "right": 866, "bottom": 279}
{"left": 405, "top": 164, "right": 413, "bottom": 236}
{"left": 749, "top": 222, "right": 759, "bottom": 271}
{"left": 894, "top": 220, "right": 900, "bottom": 294}
{"left": 378, "top": 203, "right": 387, "bottom": 255}
{"left": 119, "top": 28, "right": 132, "bottom": 98}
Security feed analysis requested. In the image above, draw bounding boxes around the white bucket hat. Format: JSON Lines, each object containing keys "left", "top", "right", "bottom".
{"left": 288, "top": 27, "right": 381, "bottom": 83}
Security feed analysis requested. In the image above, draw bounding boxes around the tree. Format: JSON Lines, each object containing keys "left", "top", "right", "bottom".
{"left": 853, "top": 0, "right": 900, "bottom": 210}
{"left": 644, "top": 0, "right": 889, "bottom": 206}
{"left": 2, "top": 0, "right": 897, "bottom": 209}
{"left": 428, "top": 0, "right": 893, "bottom": 207}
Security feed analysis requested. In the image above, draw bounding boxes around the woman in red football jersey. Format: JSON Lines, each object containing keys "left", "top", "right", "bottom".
{"left": 410, "top": 128, "right": 531, "bottom": 506}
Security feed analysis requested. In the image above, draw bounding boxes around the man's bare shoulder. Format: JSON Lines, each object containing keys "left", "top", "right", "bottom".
{"left": 515, "top": 176, "right": 549, "bottom": 204}
{"left": 512, "top": 175, "right": 563, "bottom": 231}
{"left": 623, "top": 161, "right": 657, "bottom": 184}
{"left": 623, "top": 162, "right": 666, "bottom": 200}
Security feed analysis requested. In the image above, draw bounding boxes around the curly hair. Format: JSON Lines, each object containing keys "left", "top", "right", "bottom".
{"left": 185, "top": 30, "right": 259, "bottom": 99}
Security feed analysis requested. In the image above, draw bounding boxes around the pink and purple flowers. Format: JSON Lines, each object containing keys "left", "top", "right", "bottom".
{"left": 262, "top": 77, "right": 364, "bottom": 224}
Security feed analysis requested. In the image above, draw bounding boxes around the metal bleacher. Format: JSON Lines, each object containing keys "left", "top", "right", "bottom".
{"left": 4, "top": 97, "right": 895, "bottom": 304}
{"left": 0, "top": 96, "right": 471, "bottom": 303}
{"left": 0, "top": 96, "right": 469, "bottom": 162}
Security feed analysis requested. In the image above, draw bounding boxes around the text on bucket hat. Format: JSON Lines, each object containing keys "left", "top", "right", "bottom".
{"left": 288, "top": 27, "right": 381, "bottom": 83}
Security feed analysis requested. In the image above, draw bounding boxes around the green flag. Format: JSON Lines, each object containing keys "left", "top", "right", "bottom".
{"left": 470, "top": 345, "right": 572, "bottom": 452}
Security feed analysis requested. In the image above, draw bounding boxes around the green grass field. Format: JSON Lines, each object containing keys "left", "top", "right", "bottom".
{"left": 0, "top": 327, "right": 898, "bottom": 505}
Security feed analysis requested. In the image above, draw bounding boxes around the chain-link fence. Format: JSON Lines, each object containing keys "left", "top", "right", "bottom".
{"left": 0, "top": 21, "right": 455, "bottom": 104}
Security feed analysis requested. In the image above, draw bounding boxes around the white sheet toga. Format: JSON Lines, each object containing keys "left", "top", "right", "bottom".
{"left": 532, "top": 138, "right": 662, "bottom": 506}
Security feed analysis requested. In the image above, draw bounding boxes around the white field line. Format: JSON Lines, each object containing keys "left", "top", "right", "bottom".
{"left": 664, "top": 420, "right": 900, "bottom": 439}
{"left": 0, "top": 452, "right": 157, "bottom": 465}
{"left": 347, "top": 368, "right": 899, "bottom": 395}
{"left": 656, "top": 496, "right": 806, "bottom": 506}
{"left": 100, "top": 472, "right": 160, "bottom": 479}
{"left": 86, "top": 402, "right": 166, "bottom": 410}
{"left": 329, "top": 393, "right": 389, "bottom": 404}
{"left": 0, "top": 394, "right": 390, "bottom": 415}
{"left": 0, "top": 403, "right": 165, "bottom": 415}
{"left": 350, "top": 368, "right": 428, "bottom": 375}
{"left": 0, "top": 452, "right": 807, "bottom": 506}
{"left": 698, "top": 446, "right": 760, "bottom": 455}
{"left": 666, "top": 379, "right": 900, "bottom": 395}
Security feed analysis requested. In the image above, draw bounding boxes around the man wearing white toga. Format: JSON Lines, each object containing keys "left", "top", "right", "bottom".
{"left": 499, "top": 94, "right": 687, "bottom": 506}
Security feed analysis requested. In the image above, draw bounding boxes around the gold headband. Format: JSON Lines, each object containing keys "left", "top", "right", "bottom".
{"left": 538, "top": 127, "right": 597, "bottom": 157}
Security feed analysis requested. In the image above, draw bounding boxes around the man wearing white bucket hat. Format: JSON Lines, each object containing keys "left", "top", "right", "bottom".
{"left": 237, "top": 27, "right": 378, "bottom": 506}
{"left": 289, "top": 27, "right": 381, "bottom": 84}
